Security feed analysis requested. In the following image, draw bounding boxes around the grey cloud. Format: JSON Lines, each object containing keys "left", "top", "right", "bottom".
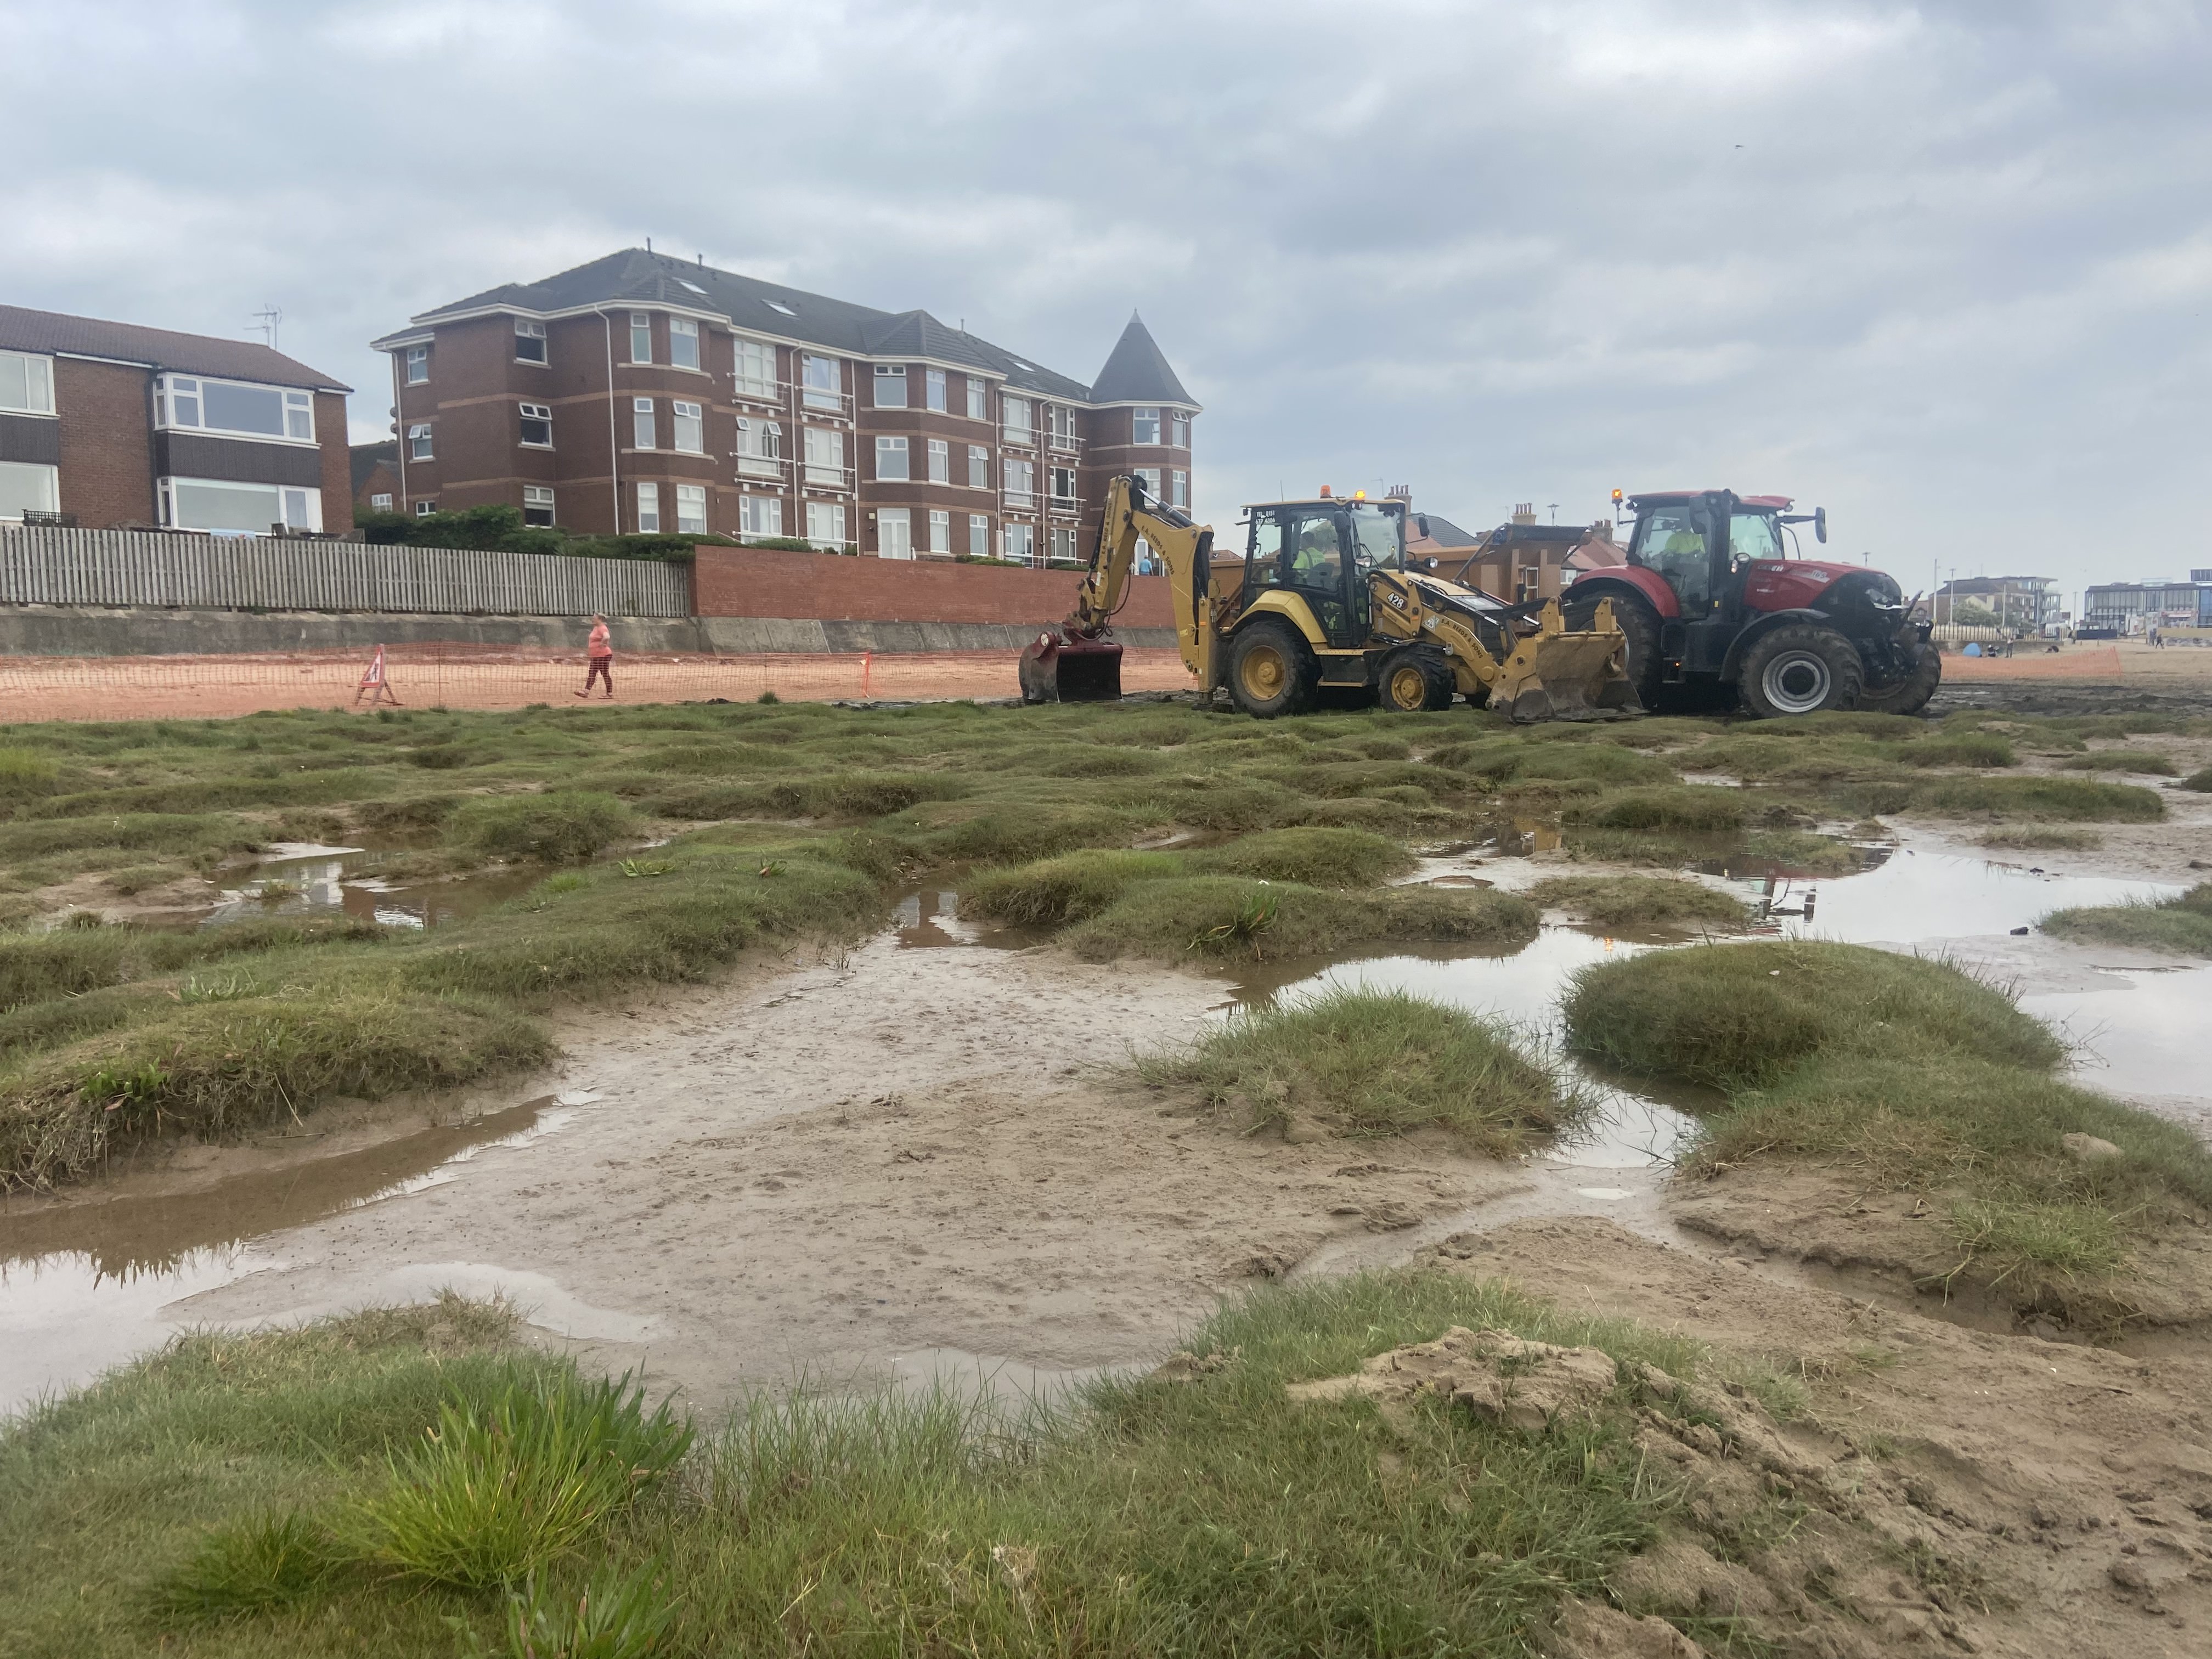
{"left": 1, "top": 0, "right": 2205, "bottom": 596}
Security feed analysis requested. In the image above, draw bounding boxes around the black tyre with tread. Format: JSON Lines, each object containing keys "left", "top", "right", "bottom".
{"left": 1226, "top": 618, "right": 1321, "bottom": 719}
{"left": 1858, "top": 639, "right": 1943, "bottom": 716}
{"left": 1378, "top": 646, "right": 1456, "bottom": 712}
{"left": 1561, "top": 588, "right": 1664, "bottom": 711}
{"left": 1736, "top": 625, "right": 1864, "bottom": 719}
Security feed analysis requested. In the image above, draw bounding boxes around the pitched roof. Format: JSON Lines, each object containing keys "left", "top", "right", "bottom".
{"left": 1409, "top": 512, "right": 1481, "bottom": 548}
{"left": 1089, "top": 312, "right": 1194, "bottom": 405}
{"left": 349, "top": 439, "right": 398, "bottom": 495}
{"left": 0, "top": 304, "right": 349, "bottom": 391}
{"left": 388, "top": 247, "right": 1111, "bottom": 401}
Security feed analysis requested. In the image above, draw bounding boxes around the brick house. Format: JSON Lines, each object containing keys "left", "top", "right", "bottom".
{"left": 368, "top": 249, "right": 1197, "bottom": 562}
{"left": 0, "top": 304, "right": 353, "bottom": 533}
{"left": 351, "top": 439, "right": 401, "bottom": 517}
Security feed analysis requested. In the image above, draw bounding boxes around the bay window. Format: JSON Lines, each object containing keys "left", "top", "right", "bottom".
{"left": 927, "top": 439, "right": 949, "bottom": 484}
{"left": 740, "top": 495, "right": 782, "bottom": 538}
{"left": 801, "top": 354, "right": 842, "bottom": 410}
{"left": 966, "top": 377, "right": 987, "bottom": 420}
{"left": 669, "top": 317, "right": 700, "bottom": 370}
{"left": 1001, "top": 395, "right": 1031, "bottom": 443}
{"left": 1170, "top": 411, "right": 1189, "bottom": 446}
{"left": 803, "top": 426, "right": 845, "bottom": 485}
{"left": 1132, "top": 407, "right": 1161, "bottom": 444}
{"left": 967, "top": 444, "right": 988, "bottom": 488}
{"left": 633, "top": 398, "right": 656, "bottom": 449}
{"left": 675, "top": 483, "right": 707, "bottom": 534}
{"left": 874, "top": 364, "right": 907, "bottom": 408}
{"left": 1171, "top": 469, "right": 1188, "bottom": 508}
{"left": 928, "top": 509, "right": 950, "bottom": 554}
{"left": 629, "top": 313, "right": 653, "bottom": 364}
{"left": 736, "top": 417, "right": 782, "bottom": 475}
{"left": 926, "top": 369, "right": 947, "bottom": 411}
{"left": 636, "top": 482, "right": 661, "bottom": 534}
{"left": 734, "top": 338, "right": 776, "bottom": 398}
{"left": 1003, "top": 458, "right": 1034, "bottom": 505}
{"left": 968, "top": 513, "right": 990, "bottom": 556}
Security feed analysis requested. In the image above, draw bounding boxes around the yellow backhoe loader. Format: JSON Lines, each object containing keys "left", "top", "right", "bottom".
{"left": 1018, "top": 475, "right": 1636, "bottom": 720}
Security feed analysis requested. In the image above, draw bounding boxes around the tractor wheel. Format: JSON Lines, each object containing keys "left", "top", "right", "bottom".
{"left": 1737, "top": 626, "right": 1865, "bottom": 719}
{"left": 1562, "top": 590, "right": 1663, "bottom": 711}
{"left": 1226, "top": 619, "right": 1320, "bottom": 719}
{"left": 1858, "top": 639, "right": 1943, "bottom": 716}
{"left": 1378, "top": 647, "right": 1455, "bottom": 712}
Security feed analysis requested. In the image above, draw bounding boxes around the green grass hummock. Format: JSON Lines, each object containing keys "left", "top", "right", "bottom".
{"left": 2042, "top": 882, "right": 2212, "bottom": 957}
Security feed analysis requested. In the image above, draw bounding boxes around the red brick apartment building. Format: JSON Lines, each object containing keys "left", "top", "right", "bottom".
{"left": 0, "top": 305, "right": 353, "bottom": 534}
{"left": 368, "top": 249, "right": 1198, "bottom": 562}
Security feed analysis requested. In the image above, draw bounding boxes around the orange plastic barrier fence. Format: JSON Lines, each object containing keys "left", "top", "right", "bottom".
{"left": 0, "top": 645, "right": 1196, "bottom": 724}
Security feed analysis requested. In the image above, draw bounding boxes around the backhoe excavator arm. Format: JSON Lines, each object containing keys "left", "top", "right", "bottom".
{"left": 1020, "top": 473, "right": 1218, "bottom": 702}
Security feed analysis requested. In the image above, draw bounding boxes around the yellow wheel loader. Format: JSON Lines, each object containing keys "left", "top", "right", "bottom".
{"left": 1018, "top": 475, "right": 1635, "bottom": 720}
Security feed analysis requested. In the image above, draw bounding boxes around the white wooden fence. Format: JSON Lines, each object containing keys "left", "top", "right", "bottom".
{"left": 0, "top": 526, "right": 695, "bottom": 618}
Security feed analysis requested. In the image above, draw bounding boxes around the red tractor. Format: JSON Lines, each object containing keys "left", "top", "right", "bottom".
{"left": 1560, "top": 489, "right": 1939, "bottom": 718}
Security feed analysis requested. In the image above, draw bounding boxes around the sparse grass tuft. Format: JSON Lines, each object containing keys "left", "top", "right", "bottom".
{"left": 961, "top": 849, "right": 1182, "bottom": 926}
{"left": 1979, "top": 826, "right": 2103, "bottom": 851}
{"left": 1891, "top": 775, "right": 2165, "bottom": 822}
{"left": 2181, "top": 765, "right": 2212, "bottom": 793}
{"left": 1062, "top": 876, "right": 1539, "bottom": 963}
{"left": 2042, "top": 883, "right": 2212, "bottom": 957}
{"left": 2053, "top": 749, "right": 2179, "bottom": 776}
{"left": 1183, "top": 825, "right": 1416, "bottom": 887}
{"left": 1528, "top": 875, "right": 1748, "bottom": 933}
{"left": 1566, "top": 785, "right": 1748, "bottom": 832}
{"left": 149, "top": 1512, "right": 342, "bottom": 1623}
{"left": 1137, "top": 987, "right": 1580, "bottom": 1150}
{"left": 447, "top": 791, "right": 636, "bottom": 863}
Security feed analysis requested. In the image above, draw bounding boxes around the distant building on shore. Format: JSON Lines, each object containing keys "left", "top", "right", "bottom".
{"left": 1934, "top": 575, "right": 2059, "bottom": 633}
{"left": 1396, "top": 495, "right": 1623, "bottom": 602}
{"left": 2082, "top": 580, "right": 2212, "bottom": 633}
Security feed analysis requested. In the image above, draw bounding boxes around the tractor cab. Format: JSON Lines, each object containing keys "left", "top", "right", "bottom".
{"left": 1235, "top": 494, "right": 1408, "bottom": 650}
{"left": 1623, "top": 489, "right": 1835, "bottom": 675}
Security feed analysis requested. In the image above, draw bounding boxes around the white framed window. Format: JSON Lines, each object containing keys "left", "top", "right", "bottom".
{"left": 874, "top": 364, "right": 907, "bottom": 408}
{"left": 1171, "top": 469, "right": 1188, "bottom": 508}
{"left": 1003, "top": 457, "right": 1034, "bottom": 505}
{"left": 805, "top": 500, "right": 847, "bottom": 549}
{"left": 0, "top": 460, "right": 60, "bottom": 521}
{"left": 1135, "top": 467, "right": 1163, "bottom": 500}
{"left": 415, "top": 499, "right": 437, "bottom": 517}
{"left": 876, "top": 435, "right": 909, "bottom": 482}
{"left": 1049, "top": 465, "right": 1077, "bottom": 502}
{"left": 736, "top": 416, "right": 782, "bottom": 474}
{"left": 801, "top": 354, "right": 841, "bottom": 410}
{"left": 733, "top": 338, "right": 776, "bottom": 398}
{"left": 927, "top": 439, "right": 949, "bottom": 484}
{"left": 513, "top": 320, "right": 547, "bottom": 365}
{"left": 740, "top": 494, "right": 783, "bottom": 538}
{"left": 518, "top": 402, "right": 552, "bottom": 447}
{"left": 803, "top": 426, "right": 844, "bottom": 484}
{"left": 672, "top": 399, "right": 704, "bottom": 454}
{"left": 408, "top": 422, "right": 433, "bottom": 460}
{"left": 1132, "top": 407, "right": 1160, "bottom": 444}
{"left": 965, "top": 377, "right": 986, "bottom": 420}
{"left": 675, "top": 482, "right": 708, "bottom": 535}
{"left": 1048, "top": 404, "right": 1077, "bottom": 447}
{"left": 157, "top": 375, "right": 315, "bottom": 442}
{"left": 669, "top": 317, "right": 700, "bottom": 371}
{"left": 1170, "top": 410, "right": 1189, "bottom": 446}
{"left": 403, "top": 345, "right": 428, "bottom": 385}
{"left": 1050, "top": 526, "right": 1081, "bottom": 563}
{"left": 926, "top": 369, "right": 946, "bottom": 412}
{"left": 522, "top": 484, "right": 555, "bottom": 527}
{"left": 633, "top": 398, "right": 656, "bottom": 449}
{"left": 629, "top": 312, "right": 652, "bottom": 364}
{"left": 1002, "top": 395, "right": 1032, "bottom": 442}
{"left": 928, "top": 509, "right": 950, "bottom": 554}
{"left": 967, "top": 444, "right": 988, "bottom": 488}
{"left": 968, "top": 513, "right": 990, "bottom": 556}
{"left": 369, "top": 492, "right": 393, "bottom": 512}
{"left": 636, "top": 481, "right": 661, "bottom": 533}
{"left": 878, "top": 507, "right": 912, "bottom": 559}
{"left": 1002, "top": 522, "right": 1035, "bottom": 563}
{"left": 0, "top": 352, "right": 54, "bottom": 415}
{"left": 159, "top": 476, "right": 321, "bottom": 535}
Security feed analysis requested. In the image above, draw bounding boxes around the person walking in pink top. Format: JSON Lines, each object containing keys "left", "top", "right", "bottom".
{"left": 578, "top": 613, "right": 614, "bottom": 699}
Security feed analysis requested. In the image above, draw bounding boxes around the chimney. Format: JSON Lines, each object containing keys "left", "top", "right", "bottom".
{"left": 1512, "top": 503, "right": 1537, "bottom": 525}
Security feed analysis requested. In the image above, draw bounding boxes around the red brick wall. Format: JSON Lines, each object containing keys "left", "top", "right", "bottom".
{"left": 54, "top": 358, "right": 156, "bottom": 527}
{"left": 315, "top": 392, "right": 353, "bottom": 532}
{"left": 693, "top": 544, "right": 1176, "bottom": 627}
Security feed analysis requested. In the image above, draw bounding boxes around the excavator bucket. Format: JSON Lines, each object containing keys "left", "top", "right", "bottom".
{"left": 1489, "top": 600, "right": 1637, "bottom": 723}
{"left": 1018, "top": 629, "right": 1125, "bottom": 703}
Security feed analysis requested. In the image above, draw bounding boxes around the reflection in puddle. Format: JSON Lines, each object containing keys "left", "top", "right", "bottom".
{"left": 891, "top": 887, "right": 1036, "bottom": 951}
{"left": 0, "top": 1098, "right": 574, "bottom": 1412}
{"left": 2024, "top": 962, "right": 2212, "bottom": 1126}
{"left": 202, "top": 848, "right": 545, "bottom": 933}
{"left": 1724, "top": 851, "right": 2174, "bottom": 947}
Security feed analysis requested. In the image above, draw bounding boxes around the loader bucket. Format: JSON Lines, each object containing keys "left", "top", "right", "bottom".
{"left": 1490, "top": 600, "right": 1635, "bottom": 723}
{"left": 1018, "top": 629, "right": 1125, "bottom": 703}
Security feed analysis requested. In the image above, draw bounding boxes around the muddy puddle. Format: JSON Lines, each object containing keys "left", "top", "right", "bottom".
{"left": 201, "top": 843, "right": 543, "bottom": 932}
{"left": 0, "top": 1096, "right": 580, "bottom": 1412}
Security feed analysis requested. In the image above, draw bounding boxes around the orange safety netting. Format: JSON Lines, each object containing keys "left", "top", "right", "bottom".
{"left": 0, "top": 645, "right": 1198, "bottom": 723}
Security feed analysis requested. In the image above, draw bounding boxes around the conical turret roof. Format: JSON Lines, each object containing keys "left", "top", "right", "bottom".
{"left": 1090, "top": 311, "right": 1194, "bottom": 405}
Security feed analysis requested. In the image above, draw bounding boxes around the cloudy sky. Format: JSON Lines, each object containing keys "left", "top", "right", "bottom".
{"left": 5, "top": 0, "right": 2207, "bottom": 602}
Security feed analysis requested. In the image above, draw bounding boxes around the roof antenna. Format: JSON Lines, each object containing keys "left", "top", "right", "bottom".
{"left": 646, "top": 236, "right": 653, "bottom": 252}
{"left": 250, "top": 303, "right": 281, "bottom": 349}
